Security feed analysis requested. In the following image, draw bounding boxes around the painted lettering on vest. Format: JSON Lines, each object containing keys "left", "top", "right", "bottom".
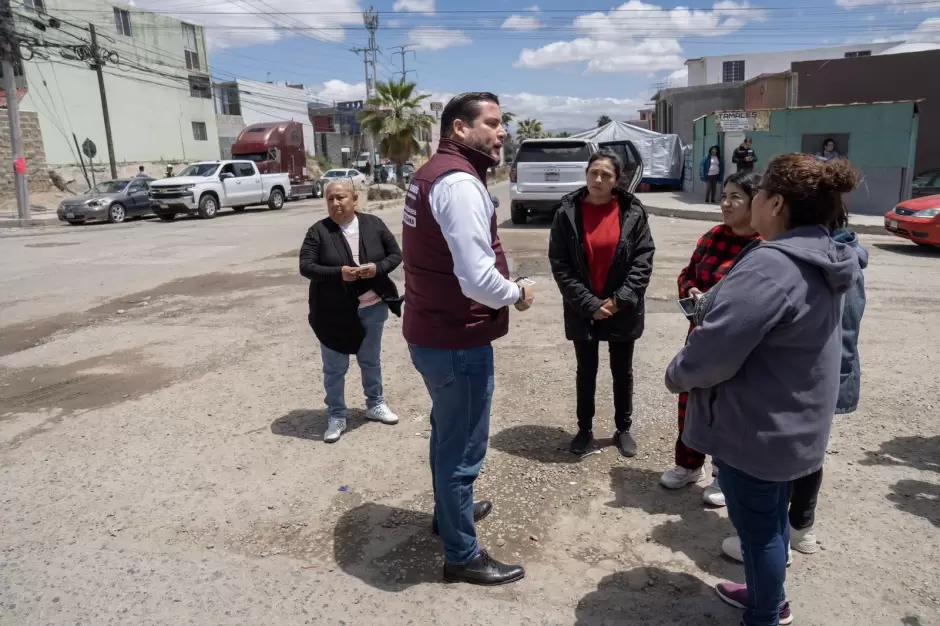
{"left": 403, "top": 205, "right": 417, "bottom": 228}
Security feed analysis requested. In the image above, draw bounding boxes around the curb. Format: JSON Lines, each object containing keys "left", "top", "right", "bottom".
{"left": 0, "top": 216, "right": 62, "bottom": 229}
{"left": 643, "top": 205, "right": 887, "bottom": 236}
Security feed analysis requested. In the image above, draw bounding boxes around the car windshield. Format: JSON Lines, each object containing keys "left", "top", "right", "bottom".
{"left": 912, "top": 172, "right": 938, "bottom": 186}
{"left": 515, "top": 141, "right": 591, "bottom": 163}
{"left": 92, "top": 180, "right": 128, "bottom": 193}
{"left": 324, "top": 170, "right": 349, "bottom": 178}
{"left": 178, "top": 163, "right": 220, "bottom": 177}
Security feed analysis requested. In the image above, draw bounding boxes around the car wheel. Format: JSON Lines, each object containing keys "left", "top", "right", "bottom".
{"left": 313, "top": 181, "right": 323, "bottom": 198}
{"left": 157, "top": 213, "right": 176, "bottom": 221}
{"left": 107, "top": 202, "right": 126, "bottom": 224}
{"left": 232, "top": 206, "right": 246, "bottom": 212}
{"left": 511, "top": 205, "right": 528, "bottom": 225}
{"left": 268, "top": 189, "right": 285, "bottom": 210}
{"left": 198, "top": 195, "right": 218, "bottom": 219}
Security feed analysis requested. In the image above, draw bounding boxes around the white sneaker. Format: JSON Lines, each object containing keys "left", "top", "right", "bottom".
{"left": 323, "top": 416, "right": 347, "bottom": 443}
{"left": 722, "top": 536, "right": 793, "bottom": 566}
{"left": 366, "top": 403, "right": 399, "bottom": 425}
{"left": 702, "top": 479, "right": 726, "bottom": 507}
{"left": 790, "top": 526, "right": 819, "bottom": 554}
{"left": 660, "top": 466, "right": 704, "bottom": 489}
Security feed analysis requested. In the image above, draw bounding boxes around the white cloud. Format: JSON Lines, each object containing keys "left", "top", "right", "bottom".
{"left": 515, "top": 0, "right": 765, "bottom": 73}
{"left": 132, "top": 0, "right": 362, "bottom": 50}
{"left": 836, "top": 0, "right": 940, "bottom": 11}
{"left": 502, "top": 5, "right": 542, "bottom": 31}
{"left": 905, "top": 17, "right": 940, "bottom": 41}
{"left": 309, "top": 80, "right": 648, "bottom": 131}
{"left": 393, "top": 0, "right": 435, "bottom": 14}
{"left": 665, "top": 67, "right": 688, "bottom": 87}
{"left": 407, "top": 26, "right": 472, "bottom": 50}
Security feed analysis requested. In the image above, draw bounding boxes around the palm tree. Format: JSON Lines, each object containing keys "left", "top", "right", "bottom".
{"left": 556, "top": 131, "right": 571, "bottom": 138}
{"left": 596, "top": 114, "right": 613, "bottom": 127}
{"left": 501, "top": 111, "right": 516, "bottom": 127}
{"left": 358, "top": 79, "right": 436, "bottom": 187}
{"left": 500, "top": 111, "right": 516, "bottom": 165}
{"left": 516, "top": 118, "right": 544, "bottom": 141}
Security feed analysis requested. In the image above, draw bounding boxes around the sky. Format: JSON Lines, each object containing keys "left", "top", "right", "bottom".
{"left": 127, "top": 0, "right": 940, "bottom": 130}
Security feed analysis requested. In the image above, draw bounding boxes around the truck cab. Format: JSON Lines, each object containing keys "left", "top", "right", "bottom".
{"left": 230, "top": 122, "right": 319, "bottom": 199}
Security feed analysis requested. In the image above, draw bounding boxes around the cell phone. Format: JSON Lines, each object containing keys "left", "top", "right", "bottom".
{"left": 678, "top": 296, "right": 696, "bottom": 320}
{"left": 516, "top": 277, "right": 536, "bottom": 287}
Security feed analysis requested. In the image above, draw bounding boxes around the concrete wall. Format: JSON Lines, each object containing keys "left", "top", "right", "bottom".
{"left": 745, "top": 76, "right": 788, "bottom": 110}
{"left": 15, "top": 0, "right": 219, "bottom": 167}
{"left": 793, "top": 50, "right": 940, "bottom": 172}
{"left": 695, "top": 102, "right": 918, "bottom": 215}
{"left": 216, "top": 114, "right": 245, "bottom": 159}
{"left": 655, "top": 83, "right": 744, "bottom": 144}
{"left": 686, "top": 44, "right": 896, "bottom": 87}
{"left": 0, "top": 110, "right": 53, "bottom": 197}
{"left": 236, "top": 80, "right": 316, "bottom": 156}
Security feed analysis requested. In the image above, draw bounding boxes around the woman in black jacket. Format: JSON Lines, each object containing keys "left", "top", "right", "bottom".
{"left": 548, "top": 149, "right": 656, "bottom": 457}
{"left": 299, "top": 178, "right": 403, "bottom": 443}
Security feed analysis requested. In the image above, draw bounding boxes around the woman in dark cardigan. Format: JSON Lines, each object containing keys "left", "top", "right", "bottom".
{"left": 299, "top": 178, "right": 403, "bottom": 443}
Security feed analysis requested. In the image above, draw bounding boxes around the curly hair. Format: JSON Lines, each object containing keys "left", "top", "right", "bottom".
{"left": 760, "top": 153, "right": 858, "bottom": 229}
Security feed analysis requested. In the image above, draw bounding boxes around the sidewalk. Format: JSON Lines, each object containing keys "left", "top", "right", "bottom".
{"left": 636, "top": 191, "right": 887, "bottom": 235}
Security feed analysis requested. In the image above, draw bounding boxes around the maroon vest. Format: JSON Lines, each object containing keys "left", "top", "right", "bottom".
{"left": 402, "top": 139, "right": 510, "bottom": 349}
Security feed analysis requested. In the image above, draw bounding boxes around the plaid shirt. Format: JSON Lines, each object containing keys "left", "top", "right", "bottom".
{"left": 678, "top": 224, "right": 761, "bottom": 298}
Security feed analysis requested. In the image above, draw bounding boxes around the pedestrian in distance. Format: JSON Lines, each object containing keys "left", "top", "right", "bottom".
{"left": 721, "top": 196, "right": 868, "bottom": 563}
{"left": 732, "top": 137, "right": 757, "bottom": 172}
{"left": 548, "top": 148, "right": 655, "bottom": 459}
{"left": 665, "top": 154, "right": 863, "bottom": 626}
{"left": 699, "top": 145, "right": 724, "bottom": 203}
{"left": 660, "top": 170, "right": 761, "bottom": 506}
{"left": 136, "top": 165, "right": 148, "bottom": 178}
{"left": 298, "top": 178, "right": 403, "bottom": 443}
{"left": 402, "top": 92, "right": 533, "bottom": 586}
{"left": 815, "top": 137, "right": 841, "bottom": 162}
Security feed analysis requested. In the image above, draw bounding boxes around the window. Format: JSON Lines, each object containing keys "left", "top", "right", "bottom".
{"left": 514, "top": 141, "right": 592, "bottom": 163}
{"left": 182, "top": 23, "right": 200, "bottom": 70}
{"left": 189, "top": 75, "right": 211, "bottom": 99}
{"left": 23, "top": 0, "right": 45, "bottom": 12}
{"left": 217, "top": 85, "right": 241, "bottom": 115}
{"left": 722, "top": 60, "right": 745, "bottom": 82}
{"left": 234, "top": 163, "right": 255, "bottom": 177}
{"left": 113, "top": 8, "right": 132, "bottom": 37}
{"left": 128, "top": 181, "right": 148, "bottom": 193}
{"left": 192, "top": 122, "right": 208, "bottom": 141}
{"left": 844, "top": 51, "right": 871, "bottom": 58}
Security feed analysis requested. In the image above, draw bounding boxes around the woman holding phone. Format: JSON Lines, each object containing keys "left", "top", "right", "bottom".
{"left": 548, "top": 148, "right": 655, "bottom": 458}
{"left": 299, "top": 178, "right": 403, "bottom": 443}
{"left": 660, "top": 170, "right": 761, "bottom": 505}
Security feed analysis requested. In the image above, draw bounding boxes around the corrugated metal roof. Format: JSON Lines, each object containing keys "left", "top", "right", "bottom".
{"left": 694, "top": 99, "right": 923, "bottom": 123}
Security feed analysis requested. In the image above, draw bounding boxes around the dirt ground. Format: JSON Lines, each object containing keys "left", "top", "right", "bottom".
{"left": 1, "top": 185, "right": 938, "bottom": 625}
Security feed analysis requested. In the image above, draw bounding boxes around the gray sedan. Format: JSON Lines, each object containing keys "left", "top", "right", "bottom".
{"left": 57, "top": 178, "right": 154, "bottom": 225}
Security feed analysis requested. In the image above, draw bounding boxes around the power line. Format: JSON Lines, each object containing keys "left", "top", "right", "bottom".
{"left": 388, "top": 44, "right": 417, "bottom": 81}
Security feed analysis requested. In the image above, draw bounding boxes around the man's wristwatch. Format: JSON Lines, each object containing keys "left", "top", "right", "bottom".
{"left": 516, "top": 284, "right": 526, "bottom": 305}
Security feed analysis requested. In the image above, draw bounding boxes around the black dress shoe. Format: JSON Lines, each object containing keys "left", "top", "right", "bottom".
{"left": 431, "top": 500, "right": 493, "bottom": 535}
{"left": 443, "top": 550, "right": 525, "bottom": 586}
{"left": 615, "top": 430, "right": 638, "bottom": 457}
{"left": 569, "top": 429, "right": 594, "bottom": 455}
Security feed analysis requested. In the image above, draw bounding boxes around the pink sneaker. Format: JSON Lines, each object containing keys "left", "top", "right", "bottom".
{"left": 715, "top": 582, "right": 793, "bottom": 625}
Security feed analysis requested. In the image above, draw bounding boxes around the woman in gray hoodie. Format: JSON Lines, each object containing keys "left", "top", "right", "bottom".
{"left": 665, "top": 154, "right": 863, "bottom": 626}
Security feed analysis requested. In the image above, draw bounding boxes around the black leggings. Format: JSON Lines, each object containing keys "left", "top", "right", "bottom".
{"left": 573, "top": 340, "right": 635, "bottom": 433}
{"left": 788, "top": 467, "right": 823, "bottom": 530}
{"left": 705, "top": 175, "right": 719, "bottom": 203}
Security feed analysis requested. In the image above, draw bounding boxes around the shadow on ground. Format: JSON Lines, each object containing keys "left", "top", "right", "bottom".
{"left": 333, "top": 502, "right": 440, "bottom": 591}
{"left": 861, "top": 435, "right": 940, "bottom": 474}
{"left": 574, "top": 567, "right": 732, "bottom": 625}
{"left": 886, "top": 479, "right": 940, "bottom": 527}
{"left": 607, "top": 467, "right": 738, "bottom": 580}
{"left": 490, "top": 424, "right": 595, "bottom": 464}
{"left": 270, "top": 408, "right": 368, "bottom": 441}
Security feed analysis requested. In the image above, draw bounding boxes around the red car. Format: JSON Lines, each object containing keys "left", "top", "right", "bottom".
{"left": 884, "top": 194, "right": 940, "bottom": 247}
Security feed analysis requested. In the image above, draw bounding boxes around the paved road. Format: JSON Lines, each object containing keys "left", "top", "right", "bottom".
{"left": 1, "top": 182, "right": 939, "bottom": 625}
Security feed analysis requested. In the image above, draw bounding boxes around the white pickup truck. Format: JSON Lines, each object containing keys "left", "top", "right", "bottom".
{"left": 148, "top": 160, "right": 291, "bottom": 220}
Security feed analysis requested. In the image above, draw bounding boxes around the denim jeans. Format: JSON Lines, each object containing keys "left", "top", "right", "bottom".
{"left": 715, "top": 459, "right": 790, "bottom": 626}
{"left": 409, "top": 343, "right": 494, "bottom": 565}
{"left": 320, "top": 303, "right": 388, "bottom": 418}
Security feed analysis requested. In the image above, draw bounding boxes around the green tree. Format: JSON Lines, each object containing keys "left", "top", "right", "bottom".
{"left": 596, "top": 115, "right": 613, "bottom": 127}
{"left": 556, "top": 131, "right": 571, "bottom": 137}
{"left": 500, "top": 111, "right": 516, "bottom": 164}
{"left": 516, "top": 118, "right": 544, "bottom": 141}
{"left": 358, "top": 80, "right": 436, "bottom": 187}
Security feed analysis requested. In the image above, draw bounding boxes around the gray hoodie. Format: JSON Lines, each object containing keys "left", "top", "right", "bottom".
{"left": 666, "top": 225, "right": 859, "bottom": 482}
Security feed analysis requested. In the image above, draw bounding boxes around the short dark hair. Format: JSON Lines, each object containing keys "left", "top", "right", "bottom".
{"left": 138, "top": 165, "right": 145, "bottom": 171}
{"left": 723, "top": 170, "right": 761, "bottom": 199}
{"left": 440, "top": 92, "right": 499, "bottom": 139}
{"left": 587, "top": 148, "right": 623, "bottom": 180}
{"left": 744, "top": 137, "right": 753, "bottom": 143}
{"left": 761, "top": 153, "right": 859, "bottom": 230}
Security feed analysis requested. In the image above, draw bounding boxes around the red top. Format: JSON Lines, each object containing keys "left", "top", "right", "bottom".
{"left": 581, "top": 198, "right": 621, "bottom": 296}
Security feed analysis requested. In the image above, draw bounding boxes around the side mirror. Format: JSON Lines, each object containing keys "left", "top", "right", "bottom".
{"left": 220, "top": 172, "right": 234, "bottom": 180}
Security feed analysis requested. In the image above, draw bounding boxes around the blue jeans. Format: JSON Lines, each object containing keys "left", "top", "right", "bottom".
{"left": 320, "top": 303, "right": 388, "bottom": 418}
{"left": 409, "top": 343, "right": 494, "bottom": 565}
{"left": 715, "top": 459, "right": 790, "bottom": 626}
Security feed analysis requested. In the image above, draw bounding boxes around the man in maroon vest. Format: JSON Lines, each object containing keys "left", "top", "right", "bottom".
{"left": 403, "top": 92, "right": 534, "bottom": 585}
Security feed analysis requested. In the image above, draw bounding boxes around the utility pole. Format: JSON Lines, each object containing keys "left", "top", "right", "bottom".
{"left": 389, "top": 44, "right": 417, "bottom": 82}
{"left": 1, "top": 0, "right": 29, "bottom": 219}
{"left": 361, "top": 6, "right": 379, "bottom": 177}
{"left": 89, "top": 24, "right": 117, "bottom": 179}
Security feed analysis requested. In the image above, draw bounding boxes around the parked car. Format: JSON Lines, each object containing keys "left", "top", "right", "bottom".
{"left": 148, "top": 160, "right": 291, "bottom": 220}
{"left": 57, "top": 178, "right": 154, "bottom": 225}
{"left": 508, "top": 137, "right": 643, "bottom": 224}
{"left": 319, "top": 168, "right": 368, "bottom": 191}
{"left": 911, "top": 169, "right": 940, "bottom": 198}
{"left": 381, "top": 163, "right": 416, "bottom": 185}
{"left": 884, "top": 193, "right": 940, "bottom": 247}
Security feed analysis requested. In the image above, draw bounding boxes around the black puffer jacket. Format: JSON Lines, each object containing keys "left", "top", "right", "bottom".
{"left": 548, "top": 187, "right": 655, "bottom": 342}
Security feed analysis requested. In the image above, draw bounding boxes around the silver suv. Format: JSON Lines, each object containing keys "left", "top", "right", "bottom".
{"left": 508, "top": 138, "right": 643, "bottom": 225}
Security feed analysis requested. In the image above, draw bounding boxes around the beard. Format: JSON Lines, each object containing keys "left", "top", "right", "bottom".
{"left": 466, "top": 133, "right": 499, "bottom": 163}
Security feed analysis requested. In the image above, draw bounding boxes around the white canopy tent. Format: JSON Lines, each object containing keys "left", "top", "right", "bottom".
{"left": 571, "top": 121, "right": 684, "bottom": 185}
